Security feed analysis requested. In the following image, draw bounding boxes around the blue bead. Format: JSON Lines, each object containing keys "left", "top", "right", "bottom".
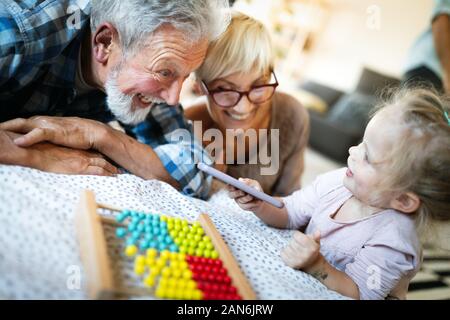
{"left": 132, "top": 231, "right": 141, "bottom": 239}
{"left": 149, "top": 241, "right": 157, "bottom": 249}
{"left": 136, "top": 224, "right": 145, "bottom": 232}
{"left": 128, "top": 223, "right": 137, "bottom": 232}
{"left": 159, "top": 221, "right": 167, "bottom": 228}
{"left": 152, "top": 214, "right": 160, "bottom": 221}
{"left": 126, "top": 237, "right": 136, "bottom": 245}
{"left": 139, "top": 240, "right": 149, "bottom": 250}
{"left": 116, "top": 228, "right": 127, "bottom": 238}
{"left": 138, "top": 213, "right": 146, "bottom": 220}
{"left": 157, "top": 235, "right": 165, "bottom": 243}
{"left": 116, "top": 213, "right": 125, "bottom": 223}
{"left": 158, "top": 243, "right": 166, "bottom": 251}
{"left": 153, "top": 227, "right": 160, "bottom": 235}
{"left": 165, "top": 235, "right": 173, "bottom": 244}
{"left": 131, "top": 211, "right": 139, "bottom": 218}
{"left": 169, "top": 244, "right": 178, "bottom": 252}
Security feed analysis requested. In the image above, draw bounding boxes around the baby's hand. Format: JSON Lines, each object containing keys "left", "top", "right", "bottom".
{"left": 281, "top": 230, "right": 322, "bottom": 271}
{"left": 227, "top": 178, "right": 264, "bottom": 212}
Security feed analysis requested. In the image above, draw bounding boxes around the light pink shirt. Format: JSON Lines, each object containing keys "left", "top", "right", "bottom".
{"left": 282, "top": 168, "right": 421, "bottom": 300}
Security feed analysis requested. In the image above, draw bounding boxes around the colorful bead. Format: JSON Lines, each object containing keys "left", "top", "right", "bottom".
{"left": 125, "top": 245, "right": 138, "bottom": 257}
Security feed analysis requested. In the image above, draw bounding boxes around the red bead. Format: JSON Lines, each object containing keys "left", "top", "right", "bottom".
{"left": 228, "top": 286, "right": 237, "bottom": 294}
{"left": 203, "top": 265, "right": 211, "bottom": 273}
{"left": 211, "top": 283, "right": 220, "bottom": 292}
{"left": 223, "top": 276, "right": 231, "bottom": 284}
{"left": 207, "top": 274, "right": 216, "bottom": 282}
{"left": 217, "top": 293, "right": 227, "bottom": 300}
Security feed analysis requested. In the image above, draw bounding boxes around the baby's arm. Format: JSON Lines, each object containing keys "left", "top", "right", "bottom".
{"left": 282, "top": 231, "right": 360, "bottom": 299}
{"left": 227, "top": 178, "right": 289, "bottom": 229}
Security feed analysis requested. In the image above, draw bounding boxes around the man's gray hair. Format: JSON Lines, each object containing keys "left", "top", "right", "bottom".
{"left": 90, "top": 0, "right": 230, "bottom": 55}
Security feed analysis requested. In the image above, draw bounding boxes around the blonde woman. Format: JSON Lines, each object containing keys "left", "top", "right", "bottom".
{"left": 185, "top": 11, "right": 309, "bottom": 196}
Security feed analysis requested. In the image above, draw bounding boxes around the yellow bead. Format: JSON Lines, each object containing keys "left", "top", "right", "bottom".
{"left": 146, "top": 257, "right": 156, "bottom": 267}
{"left": 198, "top": 242, "right": 206, "bottom": 249}
{"left": 125, "top": 245, "right": 138, "bottom": 257}
{"left": 170, "top": 252, "right": 179, "bottom": 260}
{"left": 196, "top": 228, "right": 204, "bottom": 236}
{"left": 168, "top": 278, "right": 177, "bottom": 288}
{"left": 155, "top": 287, "right": 166, "bottom": 298}
{"left": 160, "top": 250, "right": 171, "bottom": 260}
{"left": 161, "top": 267, "right": 171, "bottom": 278}
{"left": 160, "top": 215, "right": 168, "bottom": 222}
{"left": 144, "top": 275, "right": 155, "bottom": 287}
{"left": 170, "top": 260, "right": 179, "bottom": 269}
{"left": 204, "top": 250, "right": 211, "bottom": 258}
{"left": 172, "top": 269, "right": 182, "bottom": 279}
{"left": 182, "top": 270, "right": 193, "bottom": 280}
{"left": 193, "top": 290, "right": 203, "bottom": 300}
{"left": 193, "top": 222, "right": 201, "bottom": 229}
{"left": 183, "top": 290, "right": 193, "bottom": 300}
{"left": 179, "top": 261, "right": 189, "bottom": 270}
{"left": 181, "top": 220, "right": 188, "bottom": 227}
{"left": 135, "top": 255, "right": 146, "bottom": 265}
{"left": 146, "top": 248, "right": 157, "bottom": 258}
{"left": 166, "top": 288, "right": 176, "bottom": 299}
{"left": 206, "top": 242, "right": 214, "bottom": 250}
{"left": 211, "top": 250, "right": 219, "bottom": 259}
{"left": 150, "top": 267, "right": 161, "bottom": 276}
{"left": 186, "top": 280, "right": 197, "bottom": 290}
{"left": 158, "top": 278, "right": 168, "bottom": 288}
{"left": 176, "top": 280, "right": 186, "bottom": 289}
{"left": 187, "top": 247, "right": 195, "bottom": 255}
{"left": 202, "top": 235, "right": 211, "bottom": 242}
{"left": 156, "top": 259, "right": 166, "bottom": 268}
{"left": 175, "top": 289, "right": 184, "bottom": 299}
{"left": 182, "top": 226, "right": 190, "bottom": 233}
{"left": 134, "top": 264, "right": 146, "bottom": 276}
{"left": 179, "top": 246, "right": 187, "bottom": 254}
{"left": 177, "top": 253, "right": 186, "bottom": 261}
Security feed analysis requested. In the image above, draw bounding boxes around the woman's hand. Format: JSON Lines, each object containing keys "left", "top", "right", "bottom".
{"left": 281, "top": 230, "right": 322, "bottom": 271}
{"left": 227, "top": 178, "right": 264, "bottom": 212}
{"left": 0, "top": 116, "right": 110, "bottom": 151}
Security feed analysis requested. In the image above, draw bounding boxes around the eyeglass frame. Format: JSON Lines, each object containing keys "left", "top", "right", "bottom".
{"left": 200, "top": 71, "right": 279, "bottom": 108}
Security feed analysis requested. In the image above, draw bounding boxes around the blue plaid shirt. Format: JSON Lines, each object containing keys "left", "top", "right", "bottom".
{"left": 0, "top": 0, "right": 212, "bottom": 198}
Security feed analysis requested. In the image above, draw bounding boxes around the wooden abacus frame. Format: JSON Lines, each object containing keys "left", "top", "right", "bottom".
{"left": 75, "top": 189, "right": 256, "bottom": 300}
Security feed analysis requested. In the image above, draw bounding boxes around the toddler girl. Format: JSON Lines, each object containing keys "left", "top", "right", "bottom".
{"left": 228, "top": 88, "right": 450, "bottom": 299}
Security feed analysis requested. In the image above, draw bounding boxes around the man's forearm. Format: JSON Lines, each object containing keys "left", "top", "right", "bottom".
{"left": 97, "top": 126, "right": 179, "bottom": 188}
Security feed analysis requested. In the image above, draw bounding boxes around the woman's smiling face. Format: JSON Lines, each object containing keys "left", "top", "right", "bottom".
{"left": 204, "top": 69, "right": 274, "bottom": 131}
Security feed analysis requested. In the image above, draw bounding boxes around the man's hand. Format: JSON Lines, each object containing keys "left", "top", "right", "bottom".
{"left": 0, "top": 129, "right": 118, "bottom": 176}
{"left": 281, "top": 230, "right": 322, "bottom": 271}
{"left": 0, "top": 116, "right": 109, "bottom": 150}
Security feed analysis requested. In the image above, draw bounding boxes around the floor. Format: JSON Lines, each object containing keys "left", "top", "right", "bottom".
{"left": 302, "top": 147, "right": 450, "bottom": 300}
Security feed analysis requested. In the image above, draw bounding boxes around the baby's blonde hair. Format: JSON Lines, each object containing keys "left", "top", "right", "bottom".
{"left": 371, "top": 88, "right": 450, "bottom": 232}
{"left": 195, "top": 10, "right": 274, "bottom": 83}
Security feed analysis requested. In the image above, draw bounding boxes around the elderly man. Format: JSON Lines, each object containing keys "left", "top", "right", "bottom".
{"left": 0, "top": 0, "right": 230, "bottom": 198}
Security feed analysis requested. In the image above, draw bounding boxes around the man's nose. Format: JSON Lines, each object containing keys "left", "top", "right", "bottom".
{"left": 160, "top": 79, "right": 183, "bottom": 106}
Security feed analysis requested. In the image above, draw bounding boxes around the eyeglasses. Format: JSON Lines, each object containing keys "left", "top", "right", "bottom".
{"left": 200, "top": 72, "right": 279, "bottom": 108}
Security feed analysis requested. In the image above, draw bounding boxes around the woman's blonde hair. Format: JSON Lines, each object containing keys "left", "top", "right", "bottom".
{"left": 371, "top": 88, "right": 450, "bottom": 232}
{"left": 195, "top": 10, "right": 274, "bottom": 83}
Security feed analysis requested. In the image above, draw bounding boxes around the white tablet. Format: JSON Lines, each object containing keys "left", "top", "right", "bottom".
{"left": 197, "top": 163, "right": 284, "bottom": 208}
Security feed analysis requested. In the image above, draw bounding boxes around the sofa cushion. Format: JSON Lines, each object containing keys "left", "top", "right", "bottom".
{"left": 326, "top": 91, "right": 377, "bottom": 135}
{"left": 356, "top": 68, "right": 401, "bottom": 96}
{"left": 300, "top": 81, "right": 344, "bottom": 108}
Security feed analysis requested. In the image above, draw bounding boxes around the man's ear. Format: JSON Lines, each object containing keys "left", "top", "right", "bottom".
{"left": 390, "top": 192, "right": 421, "bottom": 214}
{"left": 92, "top": 23, "right": 119, "bottom": 64}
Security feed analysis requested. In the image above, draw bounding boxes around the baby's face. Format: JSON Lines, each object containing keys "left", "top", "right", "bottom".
{"left": 343, "top": 107, "right": 404, "bottom": 206}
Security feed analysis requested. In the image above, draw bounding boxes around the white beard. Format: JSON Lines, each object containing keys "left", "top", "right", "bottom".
{"left": 105, "top": 66, "right": 163, "bottom": 125}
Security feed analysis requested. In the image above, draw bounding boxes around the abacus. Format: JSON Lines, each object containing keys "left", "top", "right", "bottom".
{"left": 75, "top": 190, "right": 256, "bottom": 300}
